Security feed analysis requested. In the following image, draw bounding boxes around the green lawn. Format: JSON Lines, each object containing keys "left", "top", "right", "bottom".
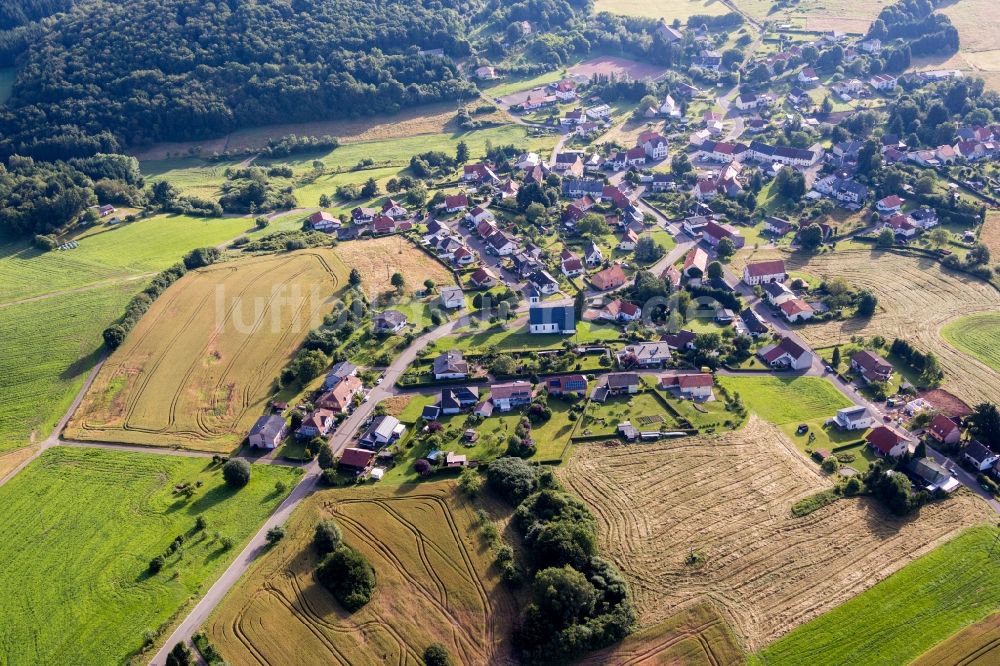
{"left": 433, "top": 320, "right": 619, "bottom": 353}
{"left": 0, "top": 448, "right": 300, "bottom": 664}
{"left": 717, "top": 375, "right": 852, "bottom": 425}
{"left": 580, "top": 391, "right": 680, "bottom": 436}
{"left": 0, "top": 283, "right": 135, "bottom": 451}
{"left": 480, "top": 69, "right": 568, "bottom": 98}
{"left": 941, "top": 312, "right": 1000, "bottom": 374}
{"left": 753, "top": 526, "right": 1000, "bottom": 666}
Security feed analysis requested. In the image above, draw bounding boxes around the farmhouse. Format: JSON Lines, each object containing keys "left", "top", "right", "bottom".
{"left": 247, "top": 415, "right": 288, "bottom": 450}
{"left": 927, "top": 413, "right": 961, "bottom": 445}
{"left": 374, "top": 310, "right": 408, "bottom": 333}
{"left": 832, "top": 405, "right": 875, "bottom": 430}
{"left": 338, "top": 447, "right": 375, "bottom": 474}
{"left": 490, "top": 381, "right": 533, "bottom": 411}
{"left": 851, "top": 350, "right": 894, "bottom": 384}
{"left": 591, "top": 264, "right": 627, "bottom": 291}
{"left": 360, "top": 415, "right": 406, "bottom": 449}
{"left": 659, "top": 372, "right": 714, "bottom": 399}
{"left": 734, "top": 93, "right": 763, "bottom": 111}
{"left": 742, "top": 260, "right": 786, "bottom": 286}
{"left": 758, "top": 337, "right": 813, "bottom": 370}
{"left": 433, "top": 350, "right": 469, "bottom": 379}
{"left": 617, "top": 341, "right": 672, "bottom": 368}
{"left": 866, "top": 426, "right": 912, "bottom": 458}
{"left": 316, "top": 375, "right": 363, "bottom": 413}
{"left": 528, "top": 303, "right": 576, "bottom": 334}
{"left": 546, "top": 374, "right": 588, "bottom": 397}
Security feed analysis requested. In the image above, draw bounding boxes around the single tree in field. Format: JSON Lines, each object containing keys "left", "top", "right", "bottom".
{"left": 361, "top": 177, "right": 379, "bottom": 198}
{"left": 423, "top": 643, "right": 454, "bottom": 666}
{"left": 314, "top": 519, "right": 343, "bottom": 555}
{"left": 423, "top": 278, "right": 436, "bottom": 293}
{"left": 349, "top": 268, "right": 362, "bottom": 288}
{"left": 265, "top": 525, "right": 285, "bottom": 545}
{"left": 391, "top": 272, "right": 405, "bottom": 294}
{"left": 318, "top": 194, "right": 331, "bottom": 208}
{"left": 222, "top": 458, "right": 252, "bottom": 488}
{"left": 456, "top": 140, "right": 470, "bottom": 163}
{"left": 857, "top": 290, "right": 877, "bottom": 317}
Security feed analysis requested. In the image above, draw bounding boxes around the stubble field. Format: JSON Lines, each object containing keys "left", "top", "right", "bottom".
{"left": 912, "top": 612, "right": 1000, "bottom": 666}
{"left": 335, "top": 236, "right": 457, "bottom": 299}
{"left": 66, "top": 250, "right": 347, "bottom": 452}
{"left": 559, "top": 417, "right": 993, "bottom": 651}
{"left": 205, "top": 482, "right": 518, "bottom": 665}
{"left": 0, "top": 447, "right": 299, "bottom": 665}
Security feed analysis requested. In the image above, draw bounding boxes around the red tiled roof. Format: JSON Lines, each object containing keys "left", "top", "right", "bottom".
{"left": 866, "top": 426, "right": 905, "bottom": 455}
{"left": 744, "top": 259, "right": 786, "bottom": 278}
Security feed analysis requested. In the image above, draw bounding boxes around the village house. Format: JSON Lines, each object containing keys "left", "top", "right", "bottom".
{"left": 584, "top": 240, "right": 603, "bottom": 266}
{"left": 702, "top": 219, "right": 745, "bottom": 249}
{"left": 909, "top": 457, "right": 960, "bottom": 493}
{"left": 599, "top": 298, "right": 641, "bottom": 323}
{"left": 683, "top": 246, "right": 709, "bottom": 279}
{"left": 351, "top": 206, "right": 376, "bottom": 224}
{"left": 360, "top": 415, "right": 406, "bottom": 449}
{"left": 798, "top": 67, "right": 820, "bottom": 85}
{"left": 661, "top": 264, "right": 682, "bottom": 289}
{"left": 296, "top": 409, "right": 336, "bottom": 439}
{"left": 640, "top": 131, "right": 669, "bottom": 159}
{"left": 764, "top": 216, "right": 795, "bottom": 236}
{"left": 659, "top": 372, "right": 714, "bottom": 399}
{"left": 617, "top": 341, "right": 672, "bottom": 368}
{"left": 462, "top": 163, "right": 499, "bottom": 184}
{"left": 560, "top": 249, "right": 584, "bottom": 277}
{"left": 316, "top": 375, "right": 364, "bottom": 413}
{"left": 779, "top": 298, "right": 814, "bottom": 322}
{"left": 546, "top": 374, "right": 588, "bottom": 397}
{"left": 439, "top": 386, "right": 480, "bottom": 414}
{"left": 433, "top": 350, "right": 469, "bottom": 380}
{"left": 660, "top": 94, "right": 680, "bottom": 117}
{"left": 737, "top": 308, "right": 769, "bottom": 337}
{"left": 490, "top": 381, "right": 533, "bottom": 411}
{"left": 758, "top": 337, "right": 813, "bottom": 370}
{"left": 876, "top": 195, "right": 904, "bottom": 214}
{"left": 592, "top": 373, "right": 640, "bottom": 402}
{"left": 528, "top": 269, "right": 560, "bottom": 295}
{"left": 591, "top": 264, "right": 627, "bottom": 291}
{"left": 324, "top": 361, "right": 358, "bottom": 389}
{"left": 486, "top": 232, "right": 516, "bottom": 256}
{"left": 884, "top": 214, "right": 918, "bottom": 238}
{"left": 734, "top": 93, "right": 763, "bottom": 112}
{"left": 308, "top": 211, "right": 340, "bottom": 231}
{"left": 832, "top": 405, "right": 875, "bottom": 430}
{"left": 469, "top": 266, "right": 498, "bottom": 289}
{"left": 742, "top": 259, "right": 786, "bottom": 286}
{"left": 439, "top": 286, "right": 464, "bottom": 310}
{"left": 870, "top": 73, "right": 897, "bottom": 91}
{"left": 851, "top": 350, "right": 894, "bottom": 384}
{"left": 662, "top": 329, "right": 696, "bottom": 351}
{"left": 247, "top": 415, "right": 288, "bottom": 450}
{"left": 381, "top": 198, "right": 408, "bottom": 220}
{"left": 963, "top": 441, "right": 1000, "bottom": 471}
{"left": 866, "top": 426, "right": 912, "bottom": 457}
{"left": 762, "top": 281, "right": 795, "bottom": 306}
{"left": 926, "top": 413, "right": 961, "bottom": 445}
{"left": 618, "top": 228, "right": 638, "bottom": 251}
{"left": 445, "top": 194, "right": 468, "bottom": 213}
{"left": 338, "top": 447, "right": 375, "bottom": 474}
{"left": 586, "top": 104, "right": 611, "bottom": 120}
{"left": 373, "top": 310, "right": 408, "bottom": 334}
{"left": 475, "top": 65, "right": 497, "bottom": 80}
{"left": 529, "top": 303, "right": 576, "bottom": 334}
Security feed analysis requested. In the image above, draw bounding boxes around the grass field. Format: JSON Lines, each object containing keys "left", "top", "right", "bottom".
{"left": 753, "top": 250, "right": 1000, "bottom": 407}
{"left": 736, "top": 0, "right": 890, "bottom": 32}
{"left": 559, "top": 416, "right": 993, "bottom": 651}
{"left": 433, "top": 320, "right": 619, "bottom": 353}
{"left": 578, "top": 602, "right": 745, "bottom": 666}
{"left": 0, "top": 447, "right": 300, "bottom": 665}
{"left": 593, "top": 0, "right": 727, "bottom": 21}
{"left": 580, "top": 391, "right": 682, "bottom": 435}
{"left": 205, "top": 482, "right": 517, "bottom": 665}
{"left": 66, "top": 250, "right": 348, "bottom": 452}
{"left": 717, "top": 375, "right": 852, "bottom": 425}
{"left": 982, "top": 211, "right": 1000, "bottom": 257}
{"left": 913, "top": 612, "right": 1000, "bottom": 666}
{"left": 941, "top": 312, "right": 1000, "bottom": 375}
{"left": 754, "top": 526, "right": 1000, "bottom": 666}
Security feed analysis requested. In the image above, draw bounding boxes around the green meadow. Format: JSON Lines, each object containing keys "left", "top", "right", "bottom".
{"left": 0, "top": 447, "right": 300, "bottom": 665}
{"left": 754, "top": 526, "right": 1000, "bottom": 666}
{"left": 941, "top": 312, "right": 1000, "bottom": 374}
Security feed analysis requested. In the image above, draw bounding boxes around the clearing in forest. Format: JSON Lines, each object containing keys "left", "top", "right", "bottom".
{"left": 66, "top": 250, "right": 347, "bottom": 452}
{"left": 204, "top": 482, "right": 517, "bottom": 665}
{"left": 559, "top": 417, "right": 993, "bottom": 651}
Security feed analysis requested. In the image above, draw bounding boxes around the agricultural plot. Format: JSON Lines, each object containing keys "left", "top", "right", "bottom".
{"left": 912, "top": 612, "right": 1000, "bottom": 666}
{"left": 981, "top": 211, "right": 1000, "bottom": 257}
{"left": 578, "top": 603, "right": 744, "bottom": 666}
{"left": 0, "top": 282, "right": 135, "bottom": 452}
{"left": 580, "top": 392, "right": 683, "bottom": 436}
{"left": 66, "top": 250, "right": 348, "bottom": 452}
{"left": 334, "top": 236, "right": 456, "bottom": 301}
{"left": 773, "top": 250, "right": 1000, "bottom": 407}
{"left": 755, "top": 527, "right": 1000, "bottom": 666}
{"left": 204, "top": 482, "right": 517, "bottom": 665}
{"left": 937, "top": 0, "right": 1000, "bottom": 91}
{"left": 559, "top": 417, "right": 992, "bottom": 651}
{"left": 0, "top": 447, "right": 299, "bottom": 665}
{"left": 941, "top": 312, "right": 1000, "bottom": 374}
{"left": 592, "top": 0, "right": 728, "bottom": 21}
{"left": 736, "top": 0, "right": 890, "bottom": 32}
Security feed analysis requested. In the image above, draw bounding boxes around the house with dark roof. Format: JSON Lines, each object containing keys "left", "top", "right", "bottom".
{"left": 324, "top": 361, "right": 358, "bottom": 389}
{"left": 529, "top": 303, "right": 576, "bottom": 334}
{"left": 546, "top": 374, "right": 588, "bottom": 397}
{"left": 737, "top": 308, "right": 768, "bottom": 337}
{"left": 908, "top": 457, "right": 960, "bottom": 493}
{"left": 247, "top": 415, "right": 288, "bottom": 449}
{"left": 433, "top": 350, "right": 469, "bottom": 379}
{"left": 374, "top": 310, "right": 408, "bottom": 333}
{"left": 851, "top": 350, "right": 893, "bottom": 384}
{"left": 832, "top": 405, "right": 874, "bottom": 431}
{"left": 963, "top": 441, "right": 999, "bottom": 471}
{"left": 662, "top": 329, "right": 696, "bottom": 351}
{"left": 758, "top": 337, "right": 812, "bottom": 370}
{"left": 440, "top": 386, "right": 480, "bottom": 414}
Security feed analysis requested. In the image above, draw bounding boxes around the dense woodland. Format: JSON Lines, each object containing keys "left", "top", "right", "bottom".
{"left": 0, "top": 0, "right": 479, "bottom": 158}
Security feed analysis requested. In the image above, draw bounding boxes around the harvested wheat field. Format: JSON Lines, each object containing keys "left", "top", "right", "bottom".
{"left": 205, "top": 482, "right": 517, "bottom": 665}
{"left": 981, "top": 210, "right": 1000, "bottom": 257}
{"left": 66, "top": 250, "right": 347, "bottom": 451}
{"left": 912, "top": 612, "right": 1000, "bottom": 666}
{"left": 558, "top": 417, "right": 993, "bottom": 651}
{"left": 577, "top": 602, "right": 744, "bottom": 666}
{"left": 336, "top": 236, "right": 457, "bottom": 299}
{"left": 748, "top": 250, "right": 1000, "bottom": 406}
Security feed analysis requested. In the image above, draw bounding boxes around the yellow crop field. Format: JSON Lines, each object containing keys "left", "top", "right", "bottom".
{"left": 559, "top": 417, "right": 992, "bottom": 651}
{"left": 66, "top": 250, "right": 347, "bottom": 452}
{"left": 335, "top": 236, "right": 457, "bottom": 299}
{"left": 205, "top": 482, "right": 517, "bottom": 665}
